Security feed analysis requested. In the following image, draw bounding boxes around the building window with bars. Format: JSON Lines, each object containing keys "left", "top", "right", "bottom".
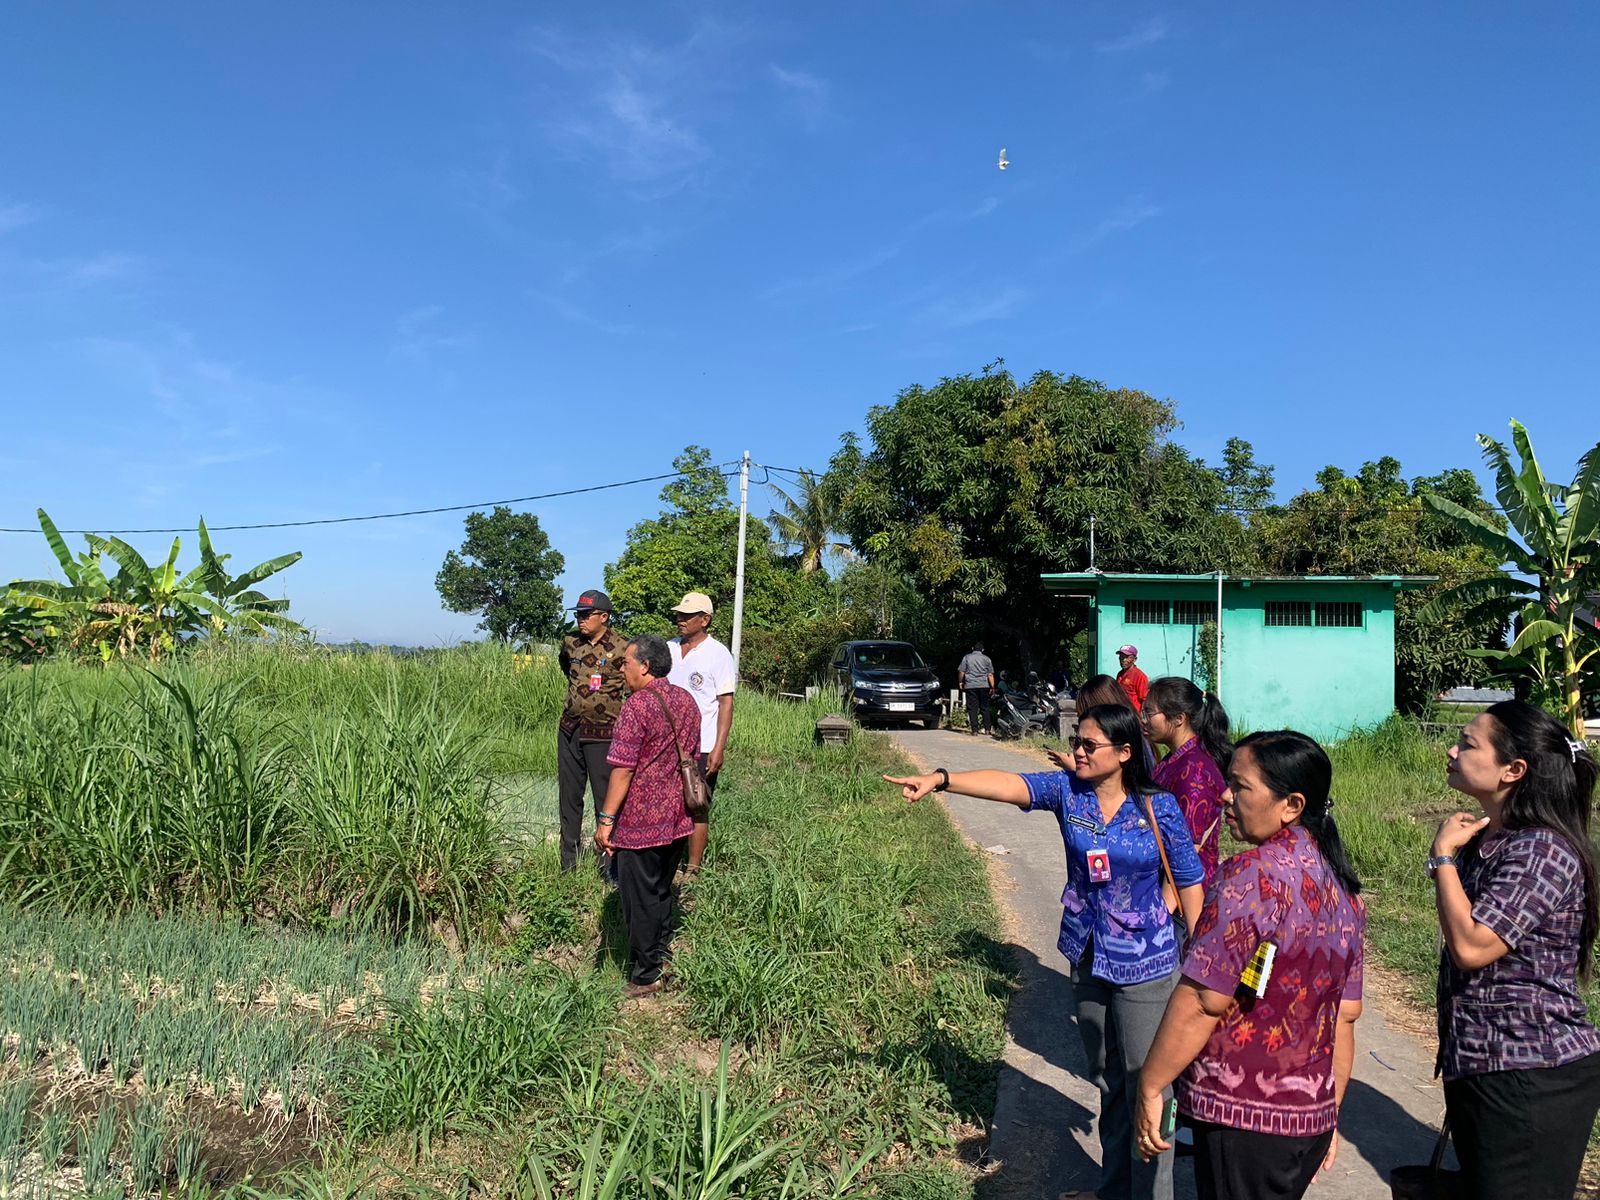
{"left": 1126, "top": 599, "right": 1170, "bottom": 624}
{"left": 1315, "top": 601, "right": 1364, "bottom": 628}
{"left": 1172, "top": 600, "right": 1213, "bottom": 626}
{"left": 1265, "top": 601, "right": 1313, "bottom": 627}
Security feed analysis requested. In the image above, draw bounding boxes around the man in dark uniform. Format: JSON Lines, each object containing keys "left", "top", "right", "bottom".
{"left": 557, "top": 588, "right": 628, "bottom": 875}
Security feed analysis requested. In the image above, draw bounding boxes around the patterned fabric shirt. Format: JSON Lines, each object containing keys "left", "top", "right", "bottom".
{"left": 1022, "top": 772, "right": 1205, "bottom": 985}
{"left": 1436, "top": 827, "right": 1600, "bottom": 1081}
{"left": 1177, "top": 824, "right": 1366, "bottom": 1137}
{"left": 559, "top": 627, "right": 628, "bottom": 739}
{"left": 1152, "top": 738, "right": 1227, "bottom": 886}
{"left": 605, "top": 679, "right": 700, "bottom": 850}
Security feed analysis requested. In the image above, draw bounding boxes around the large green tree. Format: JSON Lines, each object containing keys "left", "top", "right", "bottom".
{"left": 606, "top": 447, "right": 825, "bottom": 640}
{"left": 824, "top": 367, "right": 1251, "bottom": 667}
{"left": 435, "top": 507, "right": 565, "bottom": 644}
{"left": 767, "top": 470, "right": 851, "bottom": 574}
{"left": 1253, "top": 457, "right": 1507, "bottom": 712}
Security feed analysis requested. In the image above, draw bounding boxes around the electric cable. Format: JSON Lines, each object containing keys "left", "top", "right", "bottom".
{"left": 0, "top": 464, "right": 742, "bottom": 536}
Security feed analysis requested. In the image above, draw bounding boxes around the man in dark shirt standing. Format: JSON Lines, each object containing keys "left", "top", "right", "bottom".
{"left": 557, "top": 589, "right": 628, "bottom": 875}
{"left": 957, "top": 642, "right": 997, "bottom": 737}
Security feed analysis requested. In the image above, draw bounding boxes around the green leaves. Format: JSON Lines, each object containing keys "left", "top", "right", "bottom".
{"left": 4, "top": 509, "right": 306, "bottom": 660}
{"left": 435, "top": 506, "right": 565, "bottom": 645}
{"left": 1428, "top": 421, "right": 1600, "bottom": 733}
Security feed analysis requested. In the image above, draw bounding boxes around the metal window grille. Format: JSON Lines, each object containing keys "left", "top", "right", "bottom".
{"left": 1315, "top": 601, "right": 1363, "bottom": 628}
{"left": 1172, "top": 600, "right": 1212, "bottom": 625}
{"left": 1265, "top": 601, "right": 1313, "bottom": 627}
{"left": 1126, "top": 599, "right": 1170, "bottom": 625}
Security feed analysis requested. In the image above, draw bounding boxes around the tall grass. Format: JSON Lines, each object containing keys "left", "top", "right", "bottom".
{"left": 0, "top": 646, "right": 545, "bottom": 937}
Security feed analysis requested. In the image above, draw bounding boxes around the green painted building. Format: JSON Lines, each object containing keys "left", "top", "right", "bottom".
{"left": 1039, "top": 573, "right": 1435, "bottom": 741}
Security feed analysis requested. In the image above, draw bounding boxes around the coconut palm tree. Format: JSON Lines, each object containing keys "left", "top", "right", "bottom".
{"left": 1422, "top": 421, "right": 1599, "bottom": 736}
{"left": 767, "top": 471, "right": 852, "bottom": 574}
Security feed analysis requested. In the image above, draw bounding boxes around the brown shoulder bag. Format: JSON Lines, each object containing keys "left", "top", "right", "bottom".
{"left": 646, "top": 687, "right": 711, "bottom": 819}
{"left": 1144, "top": 793, "right": 1192, "bottom": 936}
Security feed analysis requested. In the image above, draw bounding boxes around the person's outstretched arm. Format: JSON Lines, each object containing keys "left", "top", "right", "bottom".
{"left": 883, "top": 770, "right": 1031, "bottom": 807}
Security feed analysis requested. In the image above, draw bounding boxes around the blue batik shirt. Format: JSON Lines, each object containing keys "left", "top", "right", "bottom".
{"left": 1022, "top": 771, "right": 1206, "bottom": 985}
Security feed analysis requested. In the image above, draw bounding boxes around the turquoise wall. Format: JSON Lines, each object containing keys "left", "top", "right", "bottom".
{"left": 1091, "top": 580, "right": 1400, "bottom": 741}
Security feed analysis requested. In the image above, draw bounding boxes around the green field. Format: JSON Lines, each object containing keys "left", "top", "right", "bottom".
{"left": 0, "top": 645, "right": 1009, "bottom": 1198}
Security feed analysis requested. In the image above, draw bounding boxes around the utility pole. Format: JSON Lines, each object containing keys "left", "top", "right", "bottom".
{"left": 1215, "top": 569, "right": 1224, "bottom": 700}
{"left": 1089, "top": 514, "right": 1097, "bottom": 571}
{"left": 731, "top": 450, "right": 750, "bottom": 669}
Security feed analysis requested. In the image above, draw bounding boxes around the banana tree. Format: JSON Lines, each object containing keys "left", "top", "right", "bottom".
{"left": 1422, "top": 421, "right": 1599, "bottom": 736}
{"left": 9, "top": 509, "right": 306, "bottom": 660}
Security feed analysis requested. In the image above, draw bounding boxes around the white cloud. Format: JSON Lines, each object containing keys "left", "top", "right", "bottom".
{"left": 393, "top": 305, "right": 473, "bottom": 361}
{"left": 521, "top": 22, "right": 736, "bottom": 191}
{"left": 0, "top": 202, "right": 40, "bottom": 235}
{"left": 1072, "top": 197, "right": 1162, "bottom": 251}
{"left": 919, "top": 285, "right": 1029, "bottom": 329}
{"left": 770, "top": 64, "right": 829, "bottom": 128}
{"left": 1096, "top": 17, "right": 1169, "bottom": 54}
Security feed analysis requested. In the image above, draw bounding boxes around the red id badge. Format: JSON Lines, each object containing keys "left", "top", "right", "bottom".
{"left": 589, "top": 673, "right": 602, "bottom": 692}
{"left": 1086, "top": 848, "right": 1111, "bottom": 884}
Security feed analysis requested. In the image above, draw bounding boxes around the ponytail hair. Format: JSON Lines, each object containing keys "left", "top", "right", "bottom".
{"left": 1482, "top": 701, "right": 1598, "bottom": 979}
{"left": 1235, "top": 730, "right": 1362, "bottom": 897}
{"left": 1146, "top": 676, "right": 1233, "bottom": 773}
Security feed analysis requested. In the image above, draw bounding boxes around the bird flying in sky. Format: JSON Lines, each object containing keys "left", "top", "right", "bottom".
{"left": 997, "top": 148, "right": 1009, "bottom": 170}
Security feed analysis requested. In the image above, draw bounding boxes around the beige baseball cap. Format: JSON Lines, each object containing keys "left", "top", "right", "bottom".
{"left": 671, "top": 591, "right": 714, "bottom": 615}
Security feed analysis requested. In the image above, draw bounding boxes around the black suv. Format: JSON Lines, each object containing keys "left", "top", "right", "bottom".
{"left": 831, "top": 640, "right": 944, "bottom": 728}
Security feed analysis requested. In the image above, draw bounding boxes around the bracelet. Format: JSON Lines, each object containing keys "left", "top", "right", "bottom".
{"left": 597, "top": 813, "right": 617, "bottom": 824}
{"left": 1425, "top": 854, "right": 1456, "bottom": 877}
{"left": 933, "top": 768, "right": 951, "bottom": 792}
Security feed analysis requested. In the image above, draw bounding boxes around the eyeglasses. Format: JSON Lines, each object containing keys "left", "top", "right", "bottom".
{"left": 1069, "top": 736, "right": 1124, "bottom": 753}
{"left": 670, "top": 612, "right": 704, "bottom": 623}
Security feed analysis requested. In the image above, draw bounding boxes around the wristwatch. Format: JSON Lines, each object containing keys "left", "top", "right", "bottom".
{"left": 1426, "top": 854, "right": 1457, "bottom": 877}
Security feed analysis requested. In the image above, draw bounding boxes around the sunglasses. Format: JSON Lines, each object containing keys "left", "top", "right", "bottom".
{"left": 1069, "top": 736, "right": 1125, "bottom": 753}
{"left": 670, "top": 612, "right": 705, "bottom": 623}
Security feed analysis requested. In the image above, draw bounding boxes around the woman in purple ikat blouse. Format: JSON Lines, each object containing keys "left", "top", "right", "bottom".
{"left": 887, "top": 704, "right": 1205, "bottom": 1200}
{"left": 1133, "top": 731, "right": 1365, "bottom": 1200}
{"left": 1430, "top": 700, "right": 1600, "bottom": 1200}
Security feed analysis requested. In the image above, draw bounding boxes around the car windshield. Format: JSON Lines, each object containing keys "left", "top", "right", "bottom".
{"left": 853, "top": 644, "right": 924, "bottom": 670}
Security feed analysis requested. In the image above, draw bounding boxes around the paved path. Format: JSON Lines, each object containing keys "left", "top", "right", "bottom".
{"left": 886, "top": 727, "right": 1454, "bottom": 1200}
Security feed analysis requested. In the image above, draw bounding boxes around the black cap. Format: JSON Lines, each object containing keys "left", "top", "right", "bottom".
{"left": 573, "top": 589, "right": 613, "bottom": 614}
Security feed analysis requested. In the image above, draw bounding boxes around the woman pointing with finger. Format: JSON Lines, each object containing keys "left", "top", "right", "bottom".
{"left": 886, "top": 704, "right": 1204, "bottom": 1200}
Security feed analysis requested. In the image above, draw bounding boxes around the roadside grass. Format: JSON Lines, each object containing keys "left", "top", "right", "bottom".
{"left": 0, "top": 649, "right": 1008, "bottom": 1196}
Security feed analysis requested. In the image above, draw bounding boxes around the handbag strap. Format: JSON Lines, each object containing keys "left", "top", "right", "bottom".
{"left": 645, "top": 685, "right": 694, "bottom": 769}
{"left": 1143, "top": 793, "right": 1181, "bottom": 913}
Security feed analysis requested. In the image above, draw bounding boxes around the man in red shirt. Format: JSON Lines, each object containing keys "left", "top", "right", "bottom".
{"left": 1116, "top": 644, "right": 1149, "bottom": 711}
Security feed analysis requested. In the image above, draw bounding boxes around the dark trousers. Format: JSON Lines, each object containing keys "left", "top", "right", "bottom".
{"left": 1189, "top": 1120, "right": 1333, "bottom": 1200}
{"left": 964, "top": 688, "right": 993, "bottom": 733}
{"left": 615, "top": 838, "right": 687, "bottom": 985}
{"left": 698, "top": 753, "right": 719, "bottom": 801}
{"left": 557, "top": 726, "right": 613, "bottom": 874}
{"left": 1443, "top": 1051, "right": 1600, "bottom": 1200}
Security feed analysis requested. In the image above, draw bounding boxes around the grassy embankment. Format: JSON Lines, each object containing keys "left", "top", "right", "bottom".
{"left": 0, "top": 644, "right": 1009, "bottom": 1198}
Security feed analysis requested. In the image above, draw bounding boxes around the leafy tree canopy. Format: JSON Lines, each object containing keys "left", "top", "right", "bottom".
{"left": 435, "top": 506, "right": 565, "bottom": 645}
{"left": 606, "top": 447, "right": 827, "bottom": 640}
{"left": 824, "top": 366, "right": 1250, "bottom": 664}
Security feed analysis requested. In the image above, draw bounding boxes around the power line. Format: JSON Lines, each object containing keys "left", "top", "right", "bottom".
{"left": 0, "top": 465, "right": 741, "bottom": 536}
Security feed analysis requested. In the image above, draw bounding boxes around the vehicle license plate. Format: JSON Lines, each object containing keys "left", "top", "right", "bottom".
{"left": 887, "top": 702, "right": 914, "bottom": 712}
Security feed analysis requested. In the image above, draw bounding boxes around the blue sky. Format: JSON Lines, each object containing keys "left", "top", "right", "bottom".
{"left": 2, "top": 4, "right": 1596, "bottom": 644}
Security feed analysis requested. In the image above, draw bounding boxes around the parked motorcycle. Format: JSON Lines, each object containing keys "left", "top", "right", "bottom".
{"left": 993, "top": 672, "right": 1062, "bottom": 740}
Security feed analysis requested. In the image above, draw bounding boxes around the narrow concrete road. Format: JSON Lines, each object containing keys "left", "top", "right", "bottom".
{"left": 885, "top": 727, "right": 1454, "bottom": 1200}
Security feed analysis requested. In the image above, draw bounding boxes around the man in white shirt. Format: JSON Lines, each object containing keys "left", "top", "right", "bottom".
{"left": 667, "top": 590, "right": 736, "bottom": 875}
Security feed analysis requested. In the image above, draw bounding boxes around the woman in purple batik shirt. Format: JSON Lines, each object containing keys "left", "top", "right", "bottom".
{"left": 1144, "top": 678, "right": 1232, "bottom": 887}
{"left": 1135, "top": 731, "right": 1366, "bottom": 1200}
{"left": 1430, "top": 699, "right": 1600, "bottom": 1200}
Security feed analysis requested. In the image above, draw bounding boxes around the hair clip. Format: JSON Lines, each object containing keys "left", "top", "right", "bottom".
{"left": 1570, "top": 737, "right": 1584, "bottom": 764}
{"left": 1325, "top": 796, "right": 1336, "bottom": 813}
